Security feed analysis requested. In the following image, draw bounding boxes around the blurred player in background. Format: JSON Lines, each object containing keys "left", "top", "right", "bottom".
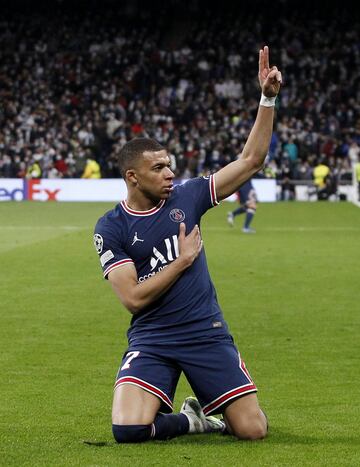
{"left": 355, "top": 155, "right": 360, "bottom": 201}
{"left": 227, "top": 178, "right": 257, "bottom": 233}
{"left": 93, "top": 46, "right": 281, "bottom": 444}
{"left": 313, "top": 158, "right": 330, "bottom": 200}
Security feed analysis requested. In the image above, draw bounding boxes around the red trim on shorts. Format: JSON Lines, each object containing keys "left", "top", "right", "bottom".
{"left": 114, "top": 376, "right": 173, "bottom": 411}
{"left": 202, "top": 384, "right": 257, "bottom": 415}
{"left": 240, "top": 359, "right": 253, "bottom": 383}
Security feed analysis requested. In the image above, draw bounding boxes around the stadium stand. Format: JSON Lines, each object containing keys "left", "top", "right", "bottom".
{"left": 0, "top": 0, "right": 359, "bottom": 200}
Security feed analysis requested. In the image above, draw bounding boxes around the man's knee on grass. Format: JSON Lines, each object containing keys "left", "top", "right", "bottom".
{"left": 225, "top": 412, "right": 268, "bottom": 441}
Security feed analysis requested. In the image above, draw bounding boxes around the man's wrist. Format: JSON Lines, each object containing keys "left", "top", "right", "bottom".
{"left": 175, "top": 254, "right": 193, "bottom": 270}
{"left": 260, "top": 93, "right": 276, "bottom": 107}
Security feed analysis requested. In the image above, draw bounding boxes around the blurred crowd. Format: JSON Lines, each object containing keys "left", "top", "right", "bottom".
{"left": 0, "top": 0, "right": 359, "bottom": 196}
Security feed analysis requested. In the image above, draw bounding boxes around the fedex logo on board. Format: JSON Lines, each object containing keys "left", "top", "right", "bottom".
{"left": 0, "top": 179, "right": 61, "bottom": 201}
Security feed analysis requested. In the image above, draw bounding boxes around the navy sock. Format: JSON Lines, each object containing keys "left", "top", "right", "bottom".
{"left": 152, "top": 413, "right": 189, "bottom": 440}
{"left": 244, "top": 209, "right": 255, "bottom": 228}
{"left": 233, "top": 206, "right": 246, "bottom": 216}
{"left": 112, "top": 424, "right": 152, "bottom": 443}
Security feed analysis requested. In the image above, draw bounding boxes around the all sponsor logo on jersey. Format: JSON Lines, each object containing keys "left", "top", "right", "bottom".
{"left": 169, "top": 208, "right": 185, "bottom": 223}
{"left": 150, "top": 235, "right": 179, "bottom": 271}
{"left": 138, "top": 236, "right": 179, "bottom": 282}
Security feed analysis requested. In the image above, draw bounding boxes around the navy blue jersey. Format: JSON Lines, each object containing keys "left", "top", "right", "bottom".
{"left": 94, "top": 175, "right": 230, "bottom": 346}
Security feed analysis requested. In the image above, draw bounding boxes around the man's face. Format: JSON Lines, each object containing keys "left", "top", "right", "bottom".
{"left": 129, "top": 150, "right": 175, "bottom": 200}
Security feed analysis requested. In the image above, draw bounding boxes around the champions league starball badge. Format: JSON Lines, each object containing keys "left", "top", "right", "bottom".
{"left": 93, "top": 233, "right": 104, "bottom": 254}
{"left": 169, "top": 208, "right": 185, "bottom": 222}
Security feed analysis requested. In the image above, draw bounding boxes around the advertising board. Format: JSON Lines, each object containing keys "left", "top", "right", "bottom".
{"left": 0, "top": 178, "right": 277, "bottom": 202}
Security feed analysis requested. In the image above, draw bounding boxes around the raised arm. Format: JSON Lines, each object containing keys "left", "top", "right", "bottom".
{"left": 214, "top": 46, "right": 282, "bottom": 201}
{"left": 108, "top": 223, "right": 203, "bottom": 314}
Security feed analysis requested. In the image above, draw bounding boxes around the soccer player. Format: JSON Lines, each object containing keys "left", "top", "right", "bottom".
{"left": 356, "top": 155, "right": 360, "bottom": 201}
{"left": 93, "top": 46, "right": 281, "bottom": 443}
{"left": 227, "top": 178, "right": 257, "bottom": 233}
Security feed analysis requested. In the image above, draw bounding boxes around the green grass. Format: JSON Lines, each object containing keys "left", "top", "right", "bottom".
{"left": 1, "top": 201, "right": 359, "bottom": 466}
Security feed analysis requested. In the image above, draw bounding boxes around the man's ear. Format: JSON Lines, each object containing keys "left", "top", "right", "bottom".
{"left": 126, "top": 169, "right": 137, "bottom": 185}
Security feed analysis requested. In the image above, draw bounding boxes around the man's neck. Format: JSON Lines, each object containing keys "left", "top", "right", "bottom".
{"left": 126, "top": 194, "right": 161, "bottom": 212}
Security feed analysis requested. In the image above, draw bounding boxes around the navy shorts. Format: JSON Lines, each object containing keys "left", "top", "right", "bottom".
{"left": 239, "top": 187, "right": 257, "bottom": 205}
{"left": 114, "top": 336, "right": 257, "bottom": 415}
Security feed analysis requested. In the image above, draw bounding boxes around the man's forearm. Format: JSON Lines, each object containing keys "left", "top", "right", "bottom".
{"left": 215, "top": 104, "right": 275, "bottom": 200}
{"left": 241, "top": 105, "right": 274, "bottom": 166}
{"left": 113, "top": 256, "right": 191, "bottom": 314}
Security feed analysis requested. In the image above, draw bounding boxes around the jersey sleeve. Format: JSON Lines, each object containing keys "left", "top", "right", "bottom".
{"left": 180, "top": 174, "right": 219, "bottom": 217}
{"left": 93, "top": 218, "right": 134, "bottom": 280}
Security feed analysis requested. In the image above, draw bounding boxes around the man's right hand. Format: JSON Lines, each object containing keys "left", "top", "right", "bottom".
{"left": 108, "top": 221, "right": 203, "bottom": 313}
{"left": 177, "top": 222, "right": 203, "bottom": 268}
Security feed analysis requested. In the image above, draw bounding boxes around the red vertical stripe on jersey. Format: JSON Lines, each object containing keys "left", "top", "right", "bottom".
{"left": 209, "top": 174, "right": 219, "bottom": 206}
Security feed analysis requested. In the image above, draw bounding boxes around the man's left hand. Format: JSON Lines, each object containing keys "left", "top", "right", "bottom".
{"left": 258, "top": 45, "right": 282, "bottom": 97}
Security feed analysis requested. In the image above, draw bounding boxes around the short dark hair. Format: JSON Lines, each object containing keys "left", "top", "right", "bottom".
{"left": 118, "top": 137, "right": 165, "bottom": 178}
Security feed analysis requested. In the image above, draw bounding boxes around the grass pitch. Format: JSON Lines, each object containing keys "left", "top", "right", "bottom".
{"left": 0, "top": 200, "right": 359, "bottom": 466}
